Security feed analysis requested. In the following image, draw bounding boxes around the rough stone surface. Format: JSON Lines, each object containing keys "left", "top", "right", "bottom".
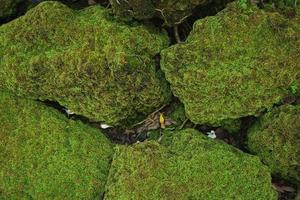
{"left": 0, "top": 1, "right": 171, "bottom": 127}
{"left": 247, "top": 104, "right": 300, "bottom": 184}
{"left": 0, "top": 91, "right": 114, "bottom": 199}
{"left": 161, "top": 2, "right": 300, "bottom": 126}
{"left": 104, "top": 129, "right": 277, "bottom": 200}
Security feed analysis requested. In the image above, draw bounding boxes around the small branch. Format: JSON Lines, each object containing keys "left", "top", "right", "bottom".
{"left": 132, "top": 104, "right": 168, "bottom": 127}
{"left": 174, "top": 25, "right": 181, "bottom": 43}
{"left": 179, "top": 118, "right": 189, "bottom": 130}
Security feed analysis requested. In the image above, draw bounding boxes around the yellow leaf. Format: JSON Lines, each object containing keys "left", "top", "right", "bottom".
{"left": 159, "top": 113, "right": 165, "bottom": 129}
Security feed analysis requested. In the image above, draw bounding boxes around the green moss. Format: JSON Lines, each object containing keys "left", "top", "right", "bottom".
{"left": 0, "top": 0, "right": 23, "bottom": 19}
{"left": 0, "top": 91, "right": 114, "bottom": 199}
{"left": 167, "top": 102, "right": 187, "bottom": 125}
{"left": 268, "top": 0, "right": 298, "bottom": 10}
{"left": 220, "top": 118, "right": 241, "bottom": 134}
{"left": 0, "top": 1, "right": 171, "bottom": 127}
{"left": 161, "top": 2, "right": 300, "bottom": 126}
{"left": 0, "top": 0, "right": 36, "bottom": 22}
{"left": 247, "top": 105, "right": 300, "bottom": 184}
{"left": 109, "top": 0, "right": 213, "bottom": 26}
{"left": 104, "top": 129, "right": 277, "bottom": 199}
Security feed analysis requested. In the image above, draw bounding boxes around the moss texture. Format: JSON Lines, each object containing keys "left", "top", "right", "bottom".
{"left": 104, "top": 129, "right": 277, "bottom": 200}
{"left": 0, "top": 91, "right": 114, "bottom": 199}
{"left": 220, "top": 119, "right": 241, "bottom": 134}
{"left": 161, "top": 2, "right": 300, "bottom": 126}
{"left": 167, "top": 102, "right": 187, "bottom": 125}
{"left": 247, "top": 105, "right": 300, "bottom": 184}
{"left": 0, "top": 1, "right": 171, "bottom": 127}
{"left": 0, "top": 0, "right": 23, "bottom": 19}
{"left": 109, "top": 0, "right": 210, "bottom": 26}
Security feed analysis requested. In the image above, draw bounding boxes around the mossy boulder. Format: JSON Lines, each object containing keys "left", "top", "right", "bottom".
{"left": 109, "top": 0, "right": 210, "bottom": 26}
{"left": 0, "top": 0, "right": 37, "bottom": 23}
{"left": 247, "top": 105, "right": 300, "bottom": 184}
{"left": 165, "top": 101, "right": 187, "bottom": 127}
{"left": 220, "top": 118, "right": 241, "bottom": 134}
{"left": 0, "top": 91, "right": 114, "bottom": 199}
{"left": 0, "top": 1, "right": 171, "bottom": 127}
{"left": 161, "top": 2, "right": 300, "bottom": 126}
{"left": 0, "top": 0, "right": 23, "bottom": 19}
{"left": 104, "top": 129, "right": 277, "bottom": 199}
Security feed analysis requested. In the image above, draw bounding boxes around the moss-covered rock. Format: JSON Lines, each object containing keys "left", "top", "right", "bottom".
{"left": 104, "top": 129, "right": 277, "bottom": 199}
{"left": 0, "top": 1, "right": 171, "bottom": 127}
{"left": 0, "top": 91, "right": 114, "bottom": 199}
{"left": 247, "top": 105, "right": 300, "bottom": 184}
{"left": 161, "top": 2, "right": 300, "bottom": 126}
{"left": 109, "top": 0, "right": 211, "bottom": 26}
{"left": 0, "top": 0, "right": 23, "bottom": 19}
{"left": 220, "top": 118, "right": 241, "bottom": 134}
{"left": 266, "top": 0, "right": 299, "bottom": 11}
{"left": 167, "top": 102, "right": 187, "bottom": 125}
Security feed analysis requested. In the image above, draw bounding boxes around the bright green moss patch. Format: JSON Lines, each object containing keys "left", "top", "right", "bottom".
{"left": 0, "top": 92, "right": 114, "bottom": 199}
{"left": 104, "top": 129, "right": 277, "bottom": 200}
{"left": 161, "top": 2, "right": 300, "bottom": 126}
{"left": 247, "top": 105, "right": 300, "bottom": 184}
{"left": 0, "top": 1, "right": 171, "bottom": 127}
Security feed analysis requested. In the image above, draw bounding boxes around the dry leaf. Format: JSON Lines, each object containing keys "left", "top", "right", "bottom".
{"left": 272, "top": 183, "right": 296, "bottom": 193}
{"left": 88, "top": 0, "right": 97, "bottom": 5}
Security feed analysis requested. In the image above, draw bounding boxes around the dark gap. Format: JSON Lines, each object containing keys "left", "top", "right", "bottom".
{"left": 38, "top": 99, "right": 160, "bottom": 145}
{"left": 167, "top": 0, "right": 233, "bottom": 44}
{"left": 195, "top": 123, "right": 242, "bottom": 149}
{"left": 235, "top": 116, "right": 257, "bottom": 151}
{"left": 59, "top": 0, "right": 88, "bottom": 9}
{"left": 272, "top": 176, "right": 298, "bottom": 200}
{"left": 193, "top": 116, "right": 258, "bottom": 153}
{"left": 97, "top": 0, "right": 110, "bottom": 8}
{"left": 0, "top": 1, "right": 31, "bottom": 25}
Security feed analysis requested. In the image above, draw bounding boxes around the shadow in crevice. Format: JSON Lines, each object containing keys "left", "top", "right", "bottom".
{"left": 38, "top": 99, "right": 151, "bottom": 145}
{"left": 165, "top": 0, "right": 233, "bottom": 44}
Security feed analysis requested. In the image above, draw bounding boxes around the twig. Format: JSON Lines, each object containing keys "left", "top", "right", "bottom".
{"left": 174, "top": 15, "right": 190, "bottom": 25}
{"left": 174, "top": 25, "right": 181, "bottom": 43}
{"left": 179, "top": 118, "right": 189, "bottom": 130}
{"left": 132, "top": 104, "right": 168, "bottom": 127}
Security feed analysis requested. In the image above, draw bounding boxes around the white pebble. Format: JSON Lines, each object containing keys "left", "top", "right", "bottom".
{"left": 100, "top": 123, "right": 112, "bottom": 129}
{"left": 64, "top": 108, "right": 75, "bottom": 115}
{"left": 207, "top": 130, "right": 216, "bottom": 139}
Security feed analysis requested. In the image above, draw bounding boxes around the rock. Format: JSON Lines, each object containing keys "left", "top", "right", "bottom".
{"left": 0, "top": 0, "right": 20, "bottom": 18}
{"left": 161, "top": 2, "right": 300, "bottom": 126}
{"left": 0, "top": 0, "right": 38, "bottom": 23}
{"left": 0, "top": 1, "right": 171, "bottom": 127}
{"left": 0, "top": 92, "right": 114, "bottom": 199}
{"left": 247, "top": 104, "right": 300, "bottom": 184}
{"left": 220, "top": 118, "right": 241, "bottom": 134}
{"left": 0, "top": 0, "right": 24, "bottom": 19}
{"left": 109, "top": 0, "right": 211, "bottom": 26}
{"left": 104, "top": 129, "right": 277, "bottom": 199}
